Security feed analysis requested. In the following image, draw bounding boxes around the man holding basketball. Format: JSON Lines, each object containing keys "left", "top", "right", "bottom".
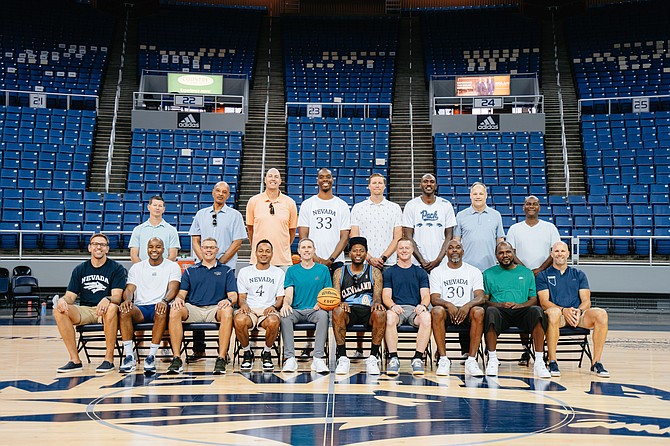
{"left": 280, "top": 238, "right": 331, "bottom": 373}
{"left": 332, "top": 237, "right": 386, "bottom": 375}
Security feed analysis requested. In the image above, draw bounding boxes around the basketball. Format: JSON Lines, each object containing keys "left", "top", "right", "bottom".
{"left": 317, "top": 287, "right": 341, "bottom": 311}
{"left": 292, "top": 254, "right": 301, "bottom": 264}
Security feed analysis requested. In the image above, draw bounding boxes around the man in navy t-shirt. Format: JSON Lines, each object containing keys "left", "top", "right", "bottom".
{"left": 167, "top": 237, "right": 238, "bottom": 376}
{"left": 382, "top": 238, "right": 431, "bottom": 376}
{"left": 54, "top": 233, "right": 127, "bottom": 374}
{"left": 537, "top": 241, "right": 610, "bottom": 378}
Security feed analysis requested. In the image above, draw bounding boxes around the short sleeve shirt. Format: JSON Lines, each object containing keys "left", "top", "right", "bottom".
{"left": 429, "top": 261, "right": 484, "bottom": 307}
{"left": 297, "top": 195, "right": 351, "bottom": 263}
{"left": 236, "top": 264, "right": 286, "bottom": 308}
{"left": 189, "top": 205, "right": 247, "bottom": 269}
{"left": 483, "top": 264, "right": 536, "bottom": 305}
{"left": 382, "top": 264, "right": 429, "bottom": 306}
{"left": 536, "top": 265, "right": 589, "bottom": 309}
{"left": 506, "top": 219, "right": 561, "bottom": 270}
{"left": 246, "top": 192, "right": 298, "bottom": 266}
{"left": 454, "top": 206, "right": 505, "bottom": 271}
{"left": 351, "top": 197, "right": 402, "bottom": 265}
{"left": 180, "top": 261, "right": 237, "bottom": 307}
{"left": 402, "top": 196, "right": 456, "bottom": 264}
{"left": 67, "top": 259, "right": 127, "bottom": 307}
{"left": 127, "top": 259, "right": 182, "bottom": 306}
{"left": 284, "top": 263, "right": 332, "bottom": 310}
{"left": 128, "top": 219, "right": 181, "bottom": 260}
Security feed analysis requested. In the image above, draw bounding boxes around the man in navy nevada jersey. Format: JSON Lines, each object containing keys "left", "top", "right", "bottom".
{"left": 55, "top": 233, "right": 127, "bottom": 374}
{"left": 537, "top": 241, "right": 610, "bottom": 378}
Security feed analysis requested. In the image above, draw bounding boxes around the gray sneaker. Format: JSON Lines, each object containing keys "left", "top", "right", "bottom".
{"left": 411, "top": 358, "right": 425, "bottom": 375}
{"left": 387, "top": 357, "right": 400, "bottom": 376}
{"left": 143, "top": 355, "right": 156, "bottom": 373}
{"left": 119, "top": 355, "right": 136, "bottom": 373}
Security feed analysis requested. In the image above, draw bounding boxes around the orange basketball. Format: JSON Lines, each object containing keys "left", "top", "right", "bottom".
{"left": 317, "top": 287, "right": 341, "bottom": 311}
{"left": 291, "top": 254, "right": 301, "bottom": 264}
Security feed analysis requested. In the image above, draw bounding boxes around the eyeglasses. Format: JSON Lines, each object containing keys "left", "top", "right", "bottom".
{"left": 269, "top": 202, "right": 275, "bottom": 215}
{"left": 90, "top": 242, "right": 108, "bottom": 248}
{"left": 211, "top": 213, "right": 218, "bottom": 227}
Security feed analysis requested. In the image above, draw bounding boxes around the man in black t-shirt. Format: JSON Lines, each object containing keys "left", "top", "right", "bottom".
{"left": 54, "top": 233, "right": 127, "bottom": 373}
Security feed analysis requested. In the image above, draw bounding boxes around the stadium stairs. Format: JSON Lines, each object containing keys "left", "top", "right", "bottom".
{"left": 541, "top": 17, "right": 585, "bottom": 197}
{"left": 388, "top": 16, "right": 434, "bottom": 206}
{"left": 237, "top": 16, "right": 287, "bottom": 260}
{"left": 90, "top": 15, "right": 138, "bottom": 193}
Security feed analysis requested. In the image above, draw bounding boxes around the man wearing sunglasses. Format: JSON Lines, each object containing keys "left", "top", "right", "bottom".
{"left": 54, "top": 233, "right": 127, "bottom": 374}
{"left": 188, "top": 182, "right": 247, "bottom": 361}
{"left": 246, "top": 168, "right": 298, "bottom": 270}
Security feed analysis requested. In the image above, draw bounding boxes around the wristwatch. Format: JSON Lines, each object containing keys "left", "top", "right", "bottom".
{"left": 381, "top": 255, "right": 388, "bottom": 263}
{"left": 162, "top": 297, "right": 169, "bottom": 304}
{"left": 329, "top": 257, "right": 336, "bottom": 263}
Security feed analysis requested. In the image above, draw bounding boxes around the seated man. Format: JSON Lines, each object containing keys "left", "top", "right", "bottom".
{"left": 332, "top": 237, "right": 386, "bottom": 375}
{"left": 119, "top": 237, "right": 182, "bottom": 373}
{"left": 483, "top": 241, "right": 551, "bottom": 378}
{"left": 537, "top": 241, "right": 610, "bottom": 377}
{"left": 234, "top": 239, "right": 285, "bottom": 372}
{"left": 430, "top": 239, "right": 485, "bottom": 377}
{"left": 280, "top": 238, "right": 330, "bottom": 373}
{"left": 167, "top": 237, "right": 237, "bottom": 375}
{"left": 54, "top": 233, "right": 126, "bottom": 373}
{"left": 382, "top": 238, "right": 431, "bottom": 376}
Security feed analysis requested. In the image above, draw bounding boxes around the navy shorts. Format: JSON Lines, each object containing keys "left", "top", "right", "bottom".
{"left": 138, "top": 304, "right": 156, "bottom": 323}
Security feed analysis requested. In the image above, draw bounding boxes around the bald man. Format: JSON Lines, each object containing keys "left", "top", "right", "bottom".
{"left": 537, "top": 241, "right": 610, "bottom": 377}
{"left": 246, "top": 168, "right": 298, "bottom": 269}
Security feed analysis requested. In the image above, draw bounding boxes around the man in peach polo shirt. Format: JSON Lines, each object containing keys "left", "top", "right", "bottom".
{"left": 246, "top": 168, "right": 298, "bottom": 270}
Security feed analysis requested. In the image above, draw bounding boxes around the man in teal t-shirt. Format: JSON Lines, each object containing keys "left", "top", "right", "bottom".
{"left": 482, "top": 241, "right": 550, "bottom": 379}
{"left": 280, "top": 238, "right": 331, "bottom": 373}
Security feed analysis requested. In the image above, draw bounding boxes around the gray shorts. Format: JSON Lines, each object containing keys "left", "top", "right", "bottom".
{"left": 395, "top": 305, "right": 420, "bottom": 328}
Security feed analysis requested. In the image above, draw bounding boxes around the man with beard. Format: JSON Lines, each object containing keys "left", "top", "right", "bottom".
{"left": 430, "top": 239, "right": 486, "bottom": 377}
{"left": 402, "top": 174, "right": 456, "bottom": 273}
{"left": 482, "top": 241, "right": 551, "bottom": 379}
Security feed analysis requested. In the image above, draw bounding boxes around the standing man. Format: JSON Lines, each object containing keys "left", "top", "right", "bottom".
{"left": 537, "top": 241, "right": 610, "bottom": 377}
{"left": 188, "top": 182, "right": 247, "bottom": 361}
{"left": 54, "top": 233, "right": 126, "bottom": 373}
{"left": 452, "top": 182, "right": 504, "bottom": 358}
{"left": 246, "top": 168, "right": 298, "bottom": 269}
{"left": 403, "top": 174, "right": 457, "bottom": 272}
{"left": 128, "top": 195, "right": 180, "bottom": 263}
{"left": 430, "top": 239, "right": 486, "bottom": 377}
{"left": 166, "top": 237, "right": 238, "bottom": 375}
{"left": 234, "top": 239, "right": 285, "bottom": 371}
{"left": 332, "top": 237, "right": 386, "bottom": 375}
{"left": 298, "top": 168, "right": 351, "bottom": 272}
{"left": 506, "top": 195, "right": 560, "bottom": 366}
{"left": 482, "top": 241, "right": 551, "bottom": 378}
{"left": 382, "top": 238, "right": 431, "bottom": 376}
{"left": 119, "top": 237, "right": 182, "bottom": 373}
{"left": 279, "top": 238, "right": 331, "bottom": 373}
{"left": 506, "top": 195, "right": 561, "bottom": 275}
{"left": 350, "top": 173, "right": 402, "bottom": 270}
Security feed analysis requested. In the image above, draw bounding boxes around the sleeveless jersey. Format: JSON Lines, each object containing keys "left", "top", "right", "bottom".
{"left": 339, "top": 264, "right": 375, "bottom": 306}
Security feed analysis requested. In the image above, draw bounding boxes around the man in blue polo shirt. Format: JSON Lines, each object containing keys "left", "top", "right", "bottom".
{"left": 537, "top": 241, "right": 610, "bottom": 378}
{"left": 167, "top": 237, "right": 238, "bottom": 375}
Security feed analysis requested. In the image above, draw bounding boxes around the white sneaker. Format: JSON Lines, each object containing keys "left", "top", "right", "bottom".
{"left": 534, "top": 361, "right": 551, "bottom": 379}
{"left": 365, "top": 356, "right": 380, "bottom": 375}
{"left": 465, "top": 358, "right": 484, "bottom": 377}
{"left": 311, "top": 357, "right": 329, "bottom": 373}
{"left": 436, "top": 356, "right": 451, "bottom": 376}
{"left": 335, "top": 356, "right": 350, "bottom": 375}
{"left": 282, "top": 356, "right": 298, "bottom": 373}
{"left": 486, "top": 358, "right": 500, "bottom": 376}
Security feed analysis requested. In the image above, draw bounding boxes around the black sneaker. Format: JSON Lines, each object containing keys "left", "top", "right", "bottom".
{"left": 548, "top": 360, "right": 561, "bottom": 377}
{"left": 591, "top": 361, "right": 610, "bottom": 378}
{"left": 518, "top": 351, "right": 531, "bottom": 367}
{"left": 96, "top": 360, "right": 115, "bottom": 373}
{"left": 261, "top": 351, "right": 274, "bottom": 371}
{"left": 241, "top": 350, "right": 254, "bottom": 371}
{"left": 213, "top": 357, "right": 227, "bottom": 375}
{"left": 299, "top": 347, "right": 312, "bottom": 359}
{"left": 167, "top": 357, "right": 183, "bottom": 374}
{"left": 186, "top": 351, "right": 206, "bottom": 363}
{"left": 57, "top": 361, "right": 83, "bottom": 373}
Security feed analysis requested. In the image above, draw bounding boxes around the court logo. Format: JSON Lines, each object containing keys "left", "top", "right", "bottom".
{"left": 177, "top": 112, "right": 200, "bottom": 129}
{"left": 477, "top": 115, "right": 500, "bottom": 131}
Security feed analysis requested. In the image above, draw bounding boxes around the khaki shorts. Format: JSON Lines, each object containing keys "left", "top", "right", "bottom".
{"left": 184, "top": 303, "right": 220, "bottom": 323}
{"left": 559, "top": 311, "right": 586, "bottom": 328}
{"left": 76, "top": 305, "right": 102, "bottom": 326}
{"left": 234, "top": 307, "right": 271, "bottom": 330}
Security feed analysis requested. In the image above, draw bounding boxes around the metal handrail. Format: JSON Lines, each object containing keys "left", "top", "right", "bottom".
{"left": 283, "top": 102, "right": 393, "bottom": 122}
{"left": 577, "top": 93, "right": 670, "bottom": 120}
{"left": 1, "top": 88, "right": 99, "bottom": 111}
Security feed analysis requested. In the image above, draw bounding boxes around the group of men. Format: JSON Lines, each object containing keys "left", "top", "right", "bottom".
{"left": 54, "top": 169, "right": 610, "bottom": 379}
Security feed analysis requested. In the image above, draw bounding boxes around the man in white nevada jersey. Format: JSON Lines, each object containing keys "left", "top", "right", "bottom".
{"left": 234, "top": 239, "right": 285, "bottom": 371}
{"left": 403, "top": 174, "right": 457, "bottom": 273}
{"left": 298, "top": 168, "right": 351, "bottom": 273}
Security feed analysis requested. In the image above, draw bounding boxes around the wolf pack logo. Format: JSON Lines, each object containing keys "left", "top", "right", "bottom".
{"left": 476, "top": 114, "right": 500, "bottom": 131}
{"left": 177, "top": 112, "right": 200, "bottom": 129}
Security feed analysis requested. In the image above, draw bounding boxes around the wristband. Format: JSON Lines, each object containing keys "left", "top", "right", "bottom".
{"left": 329, "top": 257, "right": 336, "bottom": 263}
{"left": 162, "top": 297, "right": 169, "bottom": 304}
{"left": 381, "top": 255, "right": 388, "bottom": 263}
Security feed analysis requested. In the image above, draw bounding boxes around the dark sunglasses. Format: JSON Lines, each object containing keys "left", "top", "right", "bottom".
{"left": 269, "top": 202, "right": 275, "bottom": 215}
{"left": 212, "top": 212, "right": 218, "bottom": 227}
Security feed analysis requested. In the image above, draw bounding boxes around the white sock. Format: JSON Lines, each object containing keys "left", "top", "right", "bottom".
{"left": 123, "top": 340, "right": 133, "bottom": 358}
{"left": 242, "top": 345, "right": 251, "bottom": 352}
{"left": 488, "top": 351, "right": 497, "bottom": 360}
{"left": 467, "top": 356, "right": 477, "bottom": 362}
{"left": 263, "top": 346, "right": 272, "bottom": 353}
{"left": 149, "top": 343, "right": 159, "bottom": 356}
{"left": 535, "top": 352, "right": 544, "bottom": 364}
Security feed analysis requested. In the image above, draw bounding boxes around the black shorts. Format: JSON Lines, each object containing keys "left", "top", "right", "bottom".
{"left": 346, "top": 304, "right": 372, "bottom": 327}
{"left": 485, "top": 305, "right": 546, "bottom": 336}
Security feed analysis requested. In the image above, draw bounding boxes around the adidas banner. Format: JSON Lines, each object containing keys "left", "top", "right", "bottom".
{"left": 177, "top": 112, "right": 201, "bottom": 129}
{"left": 476, "top": 114, "right": 500, "bottom": 131}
